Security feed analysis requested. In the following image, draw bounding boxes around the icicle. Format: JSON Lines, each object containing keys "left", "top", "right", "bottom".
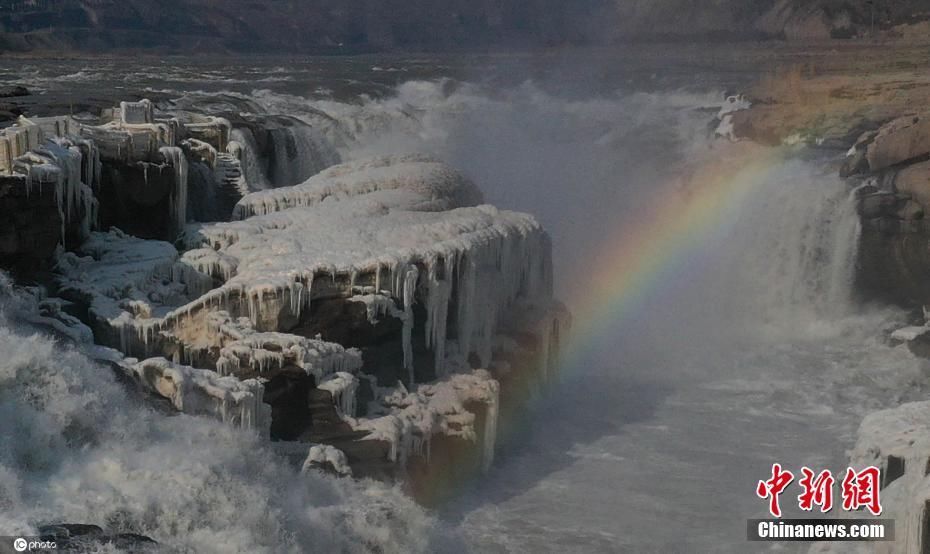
{"left": 402, "top": 264, "right": 419, "bottom": 385}
{"left": 482, "top": 380, "right": 500, "bottom": 473}
{"left": 425, "top": 260, "right": 452, "bottom": 377}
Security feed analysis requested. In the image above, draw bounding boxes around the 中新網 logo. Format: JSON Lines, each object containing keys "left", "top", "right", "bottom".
{"left": 756, "top": 464, "right": 882, "bottom": 517}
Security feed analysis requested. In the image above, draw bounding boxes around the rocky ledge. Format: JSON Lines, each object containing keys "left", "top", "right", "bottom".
{"left": 0, "top": 99, "right": 569, "bottom": 507}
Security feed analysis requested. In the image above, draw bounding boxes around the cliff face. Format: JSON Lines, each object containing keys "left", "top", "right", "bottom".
{"left": 0, "top": 0, "right": 601, "bottom": 53}
{"left": 4, "top": 0, "right": 930, "bottom": 53}
{"left": 607, "top": 0, "right": 930, "bottom": 41}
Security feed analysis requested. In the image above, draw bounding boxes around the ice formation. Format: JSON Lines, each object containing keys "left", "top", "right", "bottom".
{"left": 0, "top": 273, "right": 94, "bottom": 344}
{"left": 132, "top": 357, "right": 271, "bottom": 432}
{"left": 231, "top": 154, "right": 483, "bottom": 220}
{"left": 318, "top": 372, "right": 360, "bottom": 417}
{"left": 1, "top": 119, "right": 101, "bottom": 246}
{"left": 9, "top": 97, "right": 565, "bottom": 483}
{"left": 348, "top": 294, "right": 406, "bottom": 324}
{"left": 211, "top": 312, "right": 363, "bottom": 383}
{"left": 349, "top": 370, "right": 500, "bottom": 471}
{"left": 55, "top": 228, "right": 213, "bottom": 355}
{"left": 302, "top": 444, "right": 353, "bottom": 476}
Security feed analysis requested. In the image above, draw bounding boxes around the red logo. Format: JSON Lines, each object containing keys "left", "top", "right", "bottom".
{"left": 798, "top": 467, "right": 835, "bottom": 513}
{"left": 841, "top": 466, "right": 882, "bottom": 516}
{"left": 756, "top": 464, "right": 794, "bottom": 518}
{"left": 757, "top": 465, "right": 881, "bottom": 517}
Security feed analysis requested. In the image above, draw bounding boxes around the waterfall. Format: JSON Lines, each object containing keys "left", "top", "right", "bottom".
{"left": 706, "top": 159, "right": 862, "bottom": 335}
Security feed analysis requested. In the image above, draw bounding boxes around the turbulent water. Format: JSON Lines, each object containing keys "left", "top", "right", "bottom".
{"left": 3, "top": 56, "right": 929, "bottom": 553}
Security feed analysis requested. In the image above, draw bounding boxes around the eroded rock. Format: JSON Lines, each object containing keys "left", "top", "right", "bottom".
{"left": 866, "top": 113, "right": 930, "bottom": 171}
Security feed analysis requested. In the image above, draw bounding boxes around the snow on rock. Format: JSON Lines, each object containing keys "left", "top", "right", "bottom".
{"left": 890, "top": 325, "right": 930, "bottom": 343}
{"left": 0, "top": 273, "right": 94, "bottom": 344}
{"left": 348, "top": 294, "right": 405, "bottom": 325}
{"left": 302, "top": 444, "right": 352, "bottom": 477}
{"left": 180, "top": 247, "right": 238, "bottom": 282}
{"left": 231, "top": 154, "right": 483, "bottom": 220}
{"left": 212, "top": 312, "right": 363, "bottom": 383}
{"left": 120, "top": 99, "right": 155, "bottom": 125}
{"left": 55, "top": 228, "right": 213, "bottom": 355}
{"left": 179, "top": 180, "right": 551, "bottom": 376}
{"left": 318, "top": 371, "right": 360, "bottom": 417}
{"left": 715, "top": 95, "right": 751, "bottom": 142}
{"left": 348, "top": 369, "right": 500, "bottom": 471}
{"left": 132, "top": 357, "right": 271, "bottom": 433}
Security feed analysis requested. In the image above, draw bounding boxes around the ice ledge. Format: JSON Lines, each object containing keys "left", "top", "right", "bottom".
{"left": 231, "top": 153, "right": 484, "bottom": 220}
{"left": 132, "top": 357, "right": 271, "bottom": 434}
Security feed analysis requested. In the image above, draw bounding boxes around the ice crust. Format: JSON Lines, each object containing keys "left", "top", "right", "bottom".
{"left": 348, "top": 369, "right": 500, "bottom": 470}
{"left": 133, "top": 357, "right": 271, "bottom": 433}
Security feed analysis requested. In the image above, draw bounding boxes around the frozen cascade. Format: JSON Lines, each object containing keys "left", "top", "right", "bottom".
{"left": 400, "top": 264, "right": 419, "bottom": 384}
{"left": 159, "top": 146, "right": 189, "bottom": 236}
{"left": 424, "top": 261, "right": 452, "bottom": 377}
{"left": 14, "top": 137, "right": 98, "bottom": 246}
{"left": 267, "top": 121, "right": 340, "bottom": 187}
{"left": 349, "top": 294, "right": 405, "bottom": 324}
{"left": 229, "top": 128, "right": 269, "bottom": 191}
{"left": 227, "top": 120, "right": 340, "bottom": 194}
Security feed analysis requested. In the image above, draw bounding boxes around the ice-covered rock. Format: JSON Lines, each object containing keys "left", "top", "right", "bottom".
{"left": 302, "top": 444, "right": 352, "bottom": 476}
{"left": 319, "top": 372, "right": 360, "bottom": 417}
{"left": 55, "top": 228, "right": 213, "bottom": 355}
{"left": 132, "top": 357, "right": 271, "bottom": 433}
{"left": 349, "top": 369, "right": 500, "bottom": 471}
{"left": 811, "top": 401, "right": 930, "bottom": 553}
{"left": 231, "top": 154, "right": 483, "bottom": 220}
{"left": 213, "top": 319, "right": 363, "bottom": 384}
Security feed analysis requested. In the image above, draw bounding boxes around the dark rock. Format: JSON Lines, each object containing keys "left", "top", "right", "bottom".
{"left": 36, "top": 523, "right": 157, "bottom": 551}
{"left": 840, "top": 148, "right": 869, "bottom": 178}
{"left": 0, "top": 85, "right": 29, "bottom": 98}
{"left": 894, "top": 160, "right": 930, "bottom": 209}
{"left": 897, "top": 199, "right": 924, "bottom": 221}
{"left": 856, "top": 220, "right": 930, "bottom": 306}
{"left": 858, "top": 192, "right": 904, "bottom": 219}
{"left": 38, "top": 523, "right": 104, "bottom": 538}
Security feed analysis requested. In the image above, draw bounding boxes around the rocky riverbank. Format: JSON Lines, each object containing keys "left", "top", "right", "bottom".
{"left": 0, "top": 95, "right": 569, "bottom": 512}
{"left": 720, "top": 48, "right": 930, "bottom": 552}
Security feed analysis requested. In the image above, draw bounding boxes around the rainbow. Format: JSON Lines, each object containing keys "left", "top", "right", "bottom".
{"left": 560, "top": 145, "right": 789, "bottom": 364}
{"left": 408, "top": 144, "right": 794, "bottom": 504}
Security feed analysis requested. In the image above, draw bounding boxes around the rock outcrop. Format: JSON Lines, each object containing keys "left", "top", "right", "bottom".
{"left": 0, "top": 97, "right": 569, "bottom": 503}
{"left": 810, "top": 401, "right": 930, "bottom": 553}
